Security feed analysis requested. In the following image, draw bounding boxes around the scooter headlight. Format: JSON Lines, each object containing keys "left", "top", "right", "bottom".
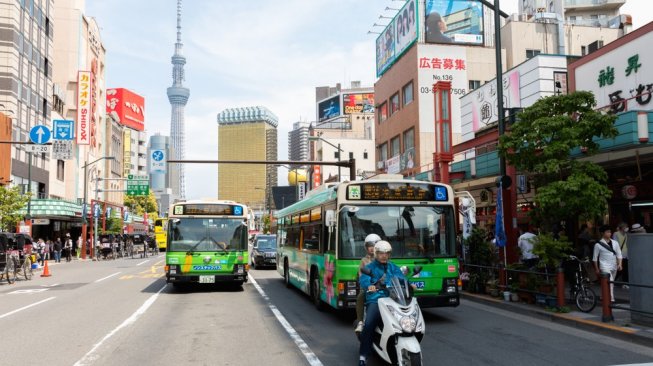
{"left": 399, "top": 316, "right": 417, "bottom": 332}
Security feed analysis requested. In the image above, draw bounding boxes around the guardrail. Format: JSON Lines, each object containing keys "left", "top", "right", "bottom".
{"left": 600, "top": 274, "right": 653, "bottom": 322}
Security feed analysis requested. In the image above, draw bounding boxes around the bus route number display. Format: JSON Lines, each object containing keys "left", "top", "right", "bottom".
{"left": 174, "top": 204, "right": 242, "bottom": 216}
{"left": 347, "top": 183, "right": 448, "bottom": 201}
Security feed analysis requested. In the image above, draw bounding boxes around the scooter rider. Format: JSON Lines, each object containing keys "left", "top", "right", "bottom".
{"left": 358, "top": 240, "right": 405, "bottom": 366}
{"left": 354, "top": 233, "right": 381, "bottom": 334}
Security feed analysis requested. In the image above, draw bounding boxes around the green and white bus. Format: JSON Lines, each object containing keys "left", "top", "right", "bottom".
{"left": 165, "top": 200, "right": 249, "bottom": 287}
{"left": 275, "top": 175, "right": 463, "bottom": 310}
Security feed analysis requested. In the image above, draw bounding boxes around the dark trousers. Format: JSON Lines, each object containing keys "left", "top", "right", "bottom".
{"left": 359, "top": 302, "right": 381, "bottom": 359}
{"left": 618, "top": 258, "right": 629, "bottom": 283}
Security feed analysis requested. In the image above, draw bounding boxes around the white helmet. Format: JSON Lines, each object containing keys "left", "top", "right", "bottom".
{"left": 364, "top": 233, "right": 381, "bottom": 247}
{"left": 374, "top": 240, "right": 392, "bottom": 254}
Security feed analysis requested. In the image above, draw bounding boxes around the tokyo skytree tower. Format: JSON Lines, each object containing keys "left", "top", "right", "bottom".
{"left": 167, "top": 0, "right": 190, "bottom": 199}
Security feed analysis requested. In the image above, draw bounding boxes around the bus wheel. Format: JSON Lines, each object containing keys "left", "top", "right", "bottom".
{"left": 284, "top": 261, "right": 291, "bottom": 288}
{"left": 311, "top": 271, "right": 324, "bottom": 311}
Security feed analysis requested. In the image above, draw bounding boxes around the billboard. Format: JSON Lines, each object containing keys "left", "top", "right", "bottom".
{"left": 106, "top": 88, "right": 145, "bottom": 131}
{"left": 342, "top": 93, "right": 375, "bottom": 114}
{"left": 469, "top": 69, "right": 521, "bottom": 132}
{"left": 317, "top": 95, "right": 341, "bottom": 122}
{"left": 425, "top": 0, "right": 483, "bottom": 45}
{"left": 376, "top": 0, "right": 418, "bottom": 76}
{"left": 76, "top": 71, "right": 91, "bottom": 145}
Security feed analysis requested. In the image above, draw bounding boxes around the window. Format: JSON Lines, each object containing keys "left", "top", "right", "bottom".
{"left": 334, "top": 150, "right": 339, "bottom": 159}
{"left": 349, "top": 152, "right": 354, "bottom": 159}
{"left": 378, "top": 143, "right": 388, "bottom": 163}
{"left": 526, "top": 49, "right": 541, "bottom": 59}
{"left": 403, "top": 128, "right": 414, "bottom": 150}
{"left": 377, "top": 102, "right": 388, "bottom": 123}
{"left": 56, "top": 160, "right": 64, "bottom": 181}
{"left": 469, "top": 80, "right": 481, "bottom": 91}
{"left": 363, "top": 150, "right": 368, "bottom": 159}
{"left": 402, "top": 81, "right": 413, "bottom": 106}
{"left": 391, "top": 136, "right": 400, "bottom": 157}
{"left": 390, "top": 93, "right": 400, "bottom": 115}
{"left": 581, "top": 46, "right": 586, "bottom": 56}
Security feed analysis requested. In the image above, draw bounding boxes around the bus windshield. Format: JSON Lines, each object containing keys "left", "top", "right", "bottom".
{"left": 168, "top": 218, "right": 248, "bottom": 252}
{"left": 338, "top": 205, "right": 456, "bottom": 259}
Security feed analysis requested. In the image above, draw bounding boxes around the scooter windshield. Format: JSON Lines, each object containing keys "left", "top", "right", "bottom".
{"left": 390, "top": 276, "right": 408, "bottom": 306}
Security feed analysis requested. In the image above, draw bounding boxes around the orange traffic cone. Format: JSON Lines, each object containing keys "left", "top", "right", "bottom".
{"left": 41, "top": 260, "right": 52, "bottom": 277}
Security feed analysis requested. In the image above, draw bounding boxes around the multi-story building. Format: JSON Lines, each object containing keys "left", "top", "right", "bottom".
{"left": 0, "top": 0, "right": 54, "bottom": 199}
{"left": 216, "top": 106, "right": 278, "bottom": 211}
{"left": 519, "top": 0, "right": 627, "bottom": 27}
{"left": 310, "top": 81, "right": 376, "bottom": 186}
{"left": 288, "top": 121, "right": 310, "bottom": 166}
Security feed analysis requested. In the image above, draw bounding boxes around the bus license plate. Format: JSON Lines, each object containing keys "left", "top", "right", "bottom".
{"left": 199, "top": 276, "right": 215, "bottom": 284}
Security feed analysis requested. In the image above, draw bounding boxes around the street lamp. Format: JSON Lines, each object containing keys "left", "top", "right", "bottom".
{"left": 308, "top": 135, "right": 344, "bottom": 182}
{"left": 81, "top": 156, "right": 116, "bottom": 259}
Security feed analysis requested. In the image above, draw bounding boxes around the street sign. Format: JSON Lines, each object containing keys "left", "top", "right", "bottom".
{"left": 53, "top": 120, "right": 74, "bottom": 140}
{"left": 127, "top": 174, "right": 150, "bottom": 196}
{"left": 31, "top": 219, "right": 50, "bottom": 225}
{"left": 25, "top": 144, "right": 51, "bottom": 153}
{"left": 150, "top": 149, "right": 166, "bottom": 173}
{"left": 29, "top": 125, "right": 51, "bottom": 144}
{"left": 52, "top": 140, "right": 73, "bottom": 160}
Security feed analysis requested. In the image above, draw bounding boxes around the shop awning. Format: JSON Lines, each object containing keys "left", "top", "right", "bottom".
{"left": 18, "top": 199, "right": 83, "bottom": 218}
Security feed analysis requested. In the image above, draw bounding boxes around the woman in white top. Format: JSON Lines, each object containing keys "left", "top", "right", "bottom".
{"left": 592, "top": 225, "right": 623, "bottom": 302}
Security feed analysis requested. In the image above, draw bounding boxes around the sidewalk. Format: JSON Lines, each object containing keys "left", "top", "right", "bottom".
{"left": 461, "top": 286, "right": 653, "bottom": 348}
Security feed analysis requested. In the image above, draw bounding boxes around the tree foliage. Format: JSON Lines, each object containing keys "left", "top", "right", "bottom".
{"left": 123, "top": 191, "right": 158, "bottom": 220}
{"left": 0, "top": 185, "right": 30, "bottom": 231}
{"left": 498, "top": 91, "right": 618, "bottom": 229}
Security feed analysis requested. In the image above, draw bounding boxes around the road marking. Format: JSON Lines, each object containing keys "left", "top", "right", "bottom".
{"left": 74, "top": 284, "right": 167, "bottom": 366}
{"left": 154, "top": 259, "right": 164, "bottom": 266}
{"left": 135, "top": 259, "right": 149, "bottom": 266}
{"left": 249, "top": 276, "right": 323, "bottom": 366}
{"left": 0, "top": 297, "right": 55, "bottom": 319}
{"left": 8, "top": 289, "right": 50, "bottom": 294}
{"left": 94, "top": 272, "right": 122, "bottom": 283}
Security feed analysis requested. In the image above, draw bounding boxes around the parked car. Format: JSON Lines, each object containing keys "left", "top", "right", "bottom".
{"left": 250, "top": 235, "right": 277, "bottom": 269}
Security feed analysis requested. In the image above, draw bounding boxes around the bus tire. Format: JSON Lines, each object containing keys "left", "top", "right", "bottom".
{"left": 284, "top": 260, "right": 291, "bottom": 288}
{"left": 311, "top": 269, "right": 324, "bottom": 311}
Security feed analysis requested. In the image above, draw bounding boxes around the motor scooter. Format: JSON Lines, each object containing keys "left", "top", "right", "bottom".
{"left": 360, "top": 266, "right": 425, "bottom": 366}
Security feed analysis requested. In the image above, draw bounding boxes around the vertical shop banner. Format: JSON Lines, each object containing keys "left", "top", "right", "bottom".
{"left": 76, "top": 71, "right": 91, "bottom": 145}
{"left": 417, "top": 45, "right": 468, "bottom": 134}
{"left": 469, "top": 69, "right": 521, "bottom": 133}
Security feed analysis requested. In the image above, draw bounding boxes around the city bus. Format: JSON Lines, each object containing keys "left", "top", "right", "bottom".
{"left": 275, "top": 175, "right": 463, "bottom": 310}
{"left": 154, "top": 218, "right": 168, "bottom": 251}
{"left": 165, "top": 200, "right": 249, "bottom": 288}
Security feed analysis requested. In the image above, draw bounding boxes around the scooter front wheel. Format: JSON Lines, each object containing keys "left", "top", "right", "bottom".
{"left": 403, "top": 351, "right": 422, "bottom": 366}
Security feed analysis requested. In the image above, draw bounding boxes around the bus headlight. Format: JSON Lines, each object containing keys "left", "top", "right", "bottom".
{"left": 168, "top": 265, "right": 177, "bottom": 275}
{"left": 234, "top": 264, "right": 245, "bottom": 274}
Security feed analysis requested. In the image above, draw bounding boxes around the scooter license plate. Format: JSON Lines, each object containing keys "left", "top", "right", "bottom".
{"left": 199, "top": 275, "right": 215, "bottom": 284}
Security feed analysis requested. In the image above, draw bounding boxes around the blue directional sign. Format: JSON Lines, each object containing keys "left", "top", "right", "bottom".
{"left": 150, "top": 149, "right": 166, "bottom": 173}
{"left": 29, "top": 125, "right": 51, "bottom": 144}
{"left": 53, "top": 120, "right": 74, "bottom": 140}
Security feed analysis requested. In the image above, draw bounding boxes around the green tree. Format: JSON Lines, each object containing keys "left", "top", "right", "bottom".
{"left": 0, "top": 185, "right": 30, "bottom": 231}
{"left": 498, "top": 91, "right": 618, "bottom": 231}
{"left": 124, "top": 191, "right": 158, "bottom": 220}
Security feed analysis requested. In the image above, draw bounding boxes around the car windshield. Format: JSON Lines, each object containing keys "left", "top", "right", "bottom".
{"left": 256, "top": 237, "right": 277, "bottom": 249}
{"left": 338, "top": 205, "right": 456, "bottom": 259}
{"left": 168, "top": 218, "right": 248, "bottom": 252}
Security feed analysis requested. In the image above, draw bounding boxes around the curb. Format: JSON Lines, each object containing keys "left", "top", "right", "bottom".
{"left": 461, "top": 292, "right": 653, "bottom": 348}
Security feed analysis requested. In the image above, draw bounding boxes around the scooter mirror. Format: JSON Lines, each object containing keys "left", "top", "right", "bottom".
{"left": 412, "top": 266, "right": 423, "bottom": 276}
{"left": 400, "top": 266, "right": 409, "bottom": 275}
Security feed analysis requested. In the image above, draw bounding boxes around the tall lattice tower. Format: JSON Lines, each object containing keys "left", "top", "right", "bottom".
{"left": 167, "top": 0, "right": 190, "bottom": 199}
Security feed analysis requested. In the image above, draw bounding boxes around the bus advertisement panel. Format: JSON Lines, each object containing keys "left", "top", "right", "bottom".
{"left": 154, "top": 218, "right": 168, "bottom": 251}
{"left": 165, "top": 201, "right": 250, "bottom": 287}
{"left": 276, "top": 178, "right": 461, "bottom": 310}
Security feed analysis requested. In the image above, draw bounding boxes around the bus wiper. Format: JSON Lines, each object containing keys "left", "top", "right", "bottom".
{"left": 187, "top": 237, "right": 208, "bottom": 255}
{"left": 207, "top": 237, "right": 228, "bottom": 253}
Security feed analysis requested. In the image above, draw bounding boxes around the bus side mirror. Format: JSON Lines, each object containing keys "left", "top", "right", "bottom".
{"left": 325, "top": 210, "right": 336, "bottom": 228}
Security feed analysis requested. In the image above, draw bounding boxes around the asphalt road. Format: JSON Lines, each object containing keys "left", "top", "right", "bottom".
{"left": 1, "top": 258, "right": 652, "bottom": 366}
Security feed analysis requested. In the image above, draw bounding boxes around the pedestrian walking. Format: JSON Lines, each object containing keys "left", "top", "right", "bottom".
{"left": 44, "top": 239, "right": 51, "bottom": 261}
{"left": 613, "top": 223, "right": 629, "bottom": 288}
{"left": 518, "top": 226, "right": 539, "bottom": 269}
{"left": 64, "top": 234, "right": 73, "bottom": 262}
{"left": 35, "top": 238, "right": 45, "bottom": 266}
{"left": 593, "top": 225, "right": 622, "bottom": 302}
{"left": 53, "top": 238, "right": 62, "bottom": 263}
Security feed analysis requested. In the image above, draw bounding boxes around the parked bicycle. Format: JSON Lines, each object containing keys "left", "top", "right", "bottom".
{"left": 566, "top": 255, "right": 597, "bottom": 313}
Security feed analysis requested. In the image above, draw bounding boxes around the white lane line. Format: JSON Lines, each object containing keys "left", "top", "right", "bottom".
{"left": 74, "top": 284, "right": 167, "bottom": 366}
{"left": 135, "top": 259, "right": 149, "bottom": 266}
{"left": 249, "top": 276, "right": 323, "bottom": 366}
{"left": 154, "top": 259, "right": 165, "bottom": 266}
{"left": 94, "top": 272, "right": 122, "bottom": 283}
{"left": 0, "top": 297, "right": 56, "bottom": 319}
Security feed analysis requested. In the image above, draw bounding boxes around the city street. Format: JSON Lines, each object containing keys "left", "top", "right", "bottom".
{"left": 1, "top": 260, "right": 652, "bottom": 366}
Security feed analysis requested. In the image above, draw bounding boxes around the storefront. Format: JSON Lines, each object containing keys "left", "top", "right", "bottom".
{"left": 17, "top": 198, "right": 83, "bottom": 242}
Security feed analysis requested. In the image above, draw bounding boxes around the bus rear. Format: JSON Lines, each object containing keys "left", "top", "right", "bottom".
{"left": 165, "top": 202, "right": 249, "bottom": 287}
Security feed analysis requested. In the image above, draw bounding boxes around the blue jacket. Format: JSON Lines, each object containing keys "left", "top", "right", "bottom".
{"left": 360, "top": 260, "right": 406, "bottom": 304}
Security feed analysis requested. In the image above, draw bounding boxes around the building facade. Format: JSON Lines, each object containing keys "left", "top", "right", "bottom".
{"left": 217, "top": 106, "right": 278, "bottom": 211}
{"left": 288, "top": 121, "right": 310, "bottom": 166}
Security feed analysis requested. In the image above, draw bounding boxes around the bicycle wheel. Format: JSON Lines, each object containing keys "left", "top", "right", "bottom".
{"left": 23, "top": 257, "right": 33, "bottom": 280}
{"left": 575, "top": 286, "right": 597, "bottom": 313}
{"left": 5, "top": 259, "right": 16, "bottom": 284}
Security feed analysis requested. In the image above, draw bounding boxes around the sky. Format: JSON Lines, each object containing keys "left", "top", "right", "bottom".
{"left": 86, "top": 0, "right": 652, "bottom": 201}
